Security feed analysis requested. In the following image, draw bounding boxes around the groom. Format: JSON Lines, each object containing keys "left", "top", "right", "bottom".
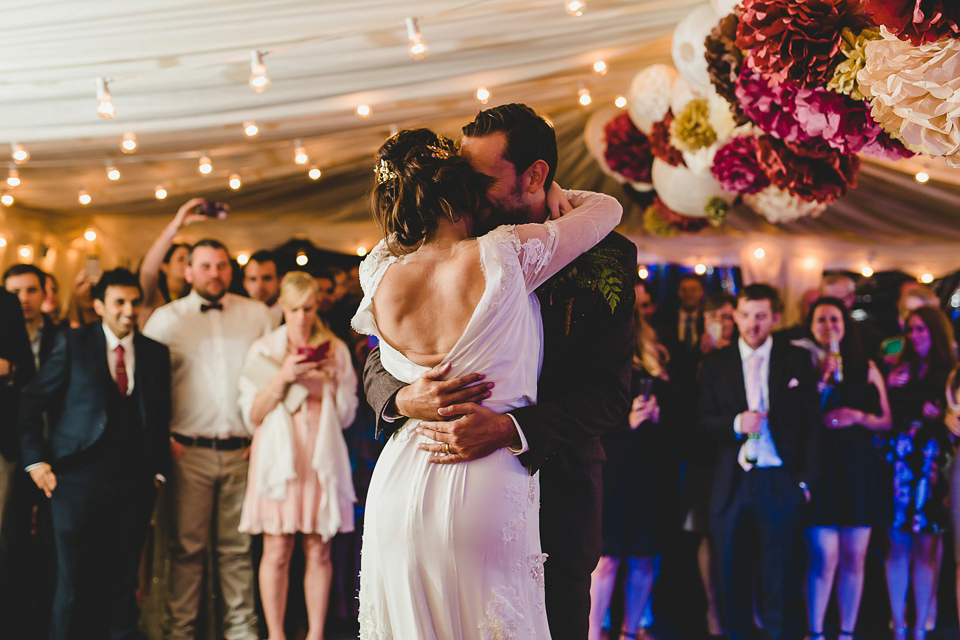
{"left": 363, "top": 103, "right": 636, "bottom": 639}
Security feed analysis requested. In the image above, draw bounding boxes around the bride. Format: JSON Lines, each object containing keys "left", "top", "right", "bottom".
{"left": 352, "top": 128, "right": 622, "bottom": 639}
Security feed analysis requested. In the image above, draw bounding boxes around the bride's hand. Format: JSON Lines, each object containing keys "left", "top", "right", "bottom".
{"left": 546, "top": 182, "right": 572, "bottom": 220}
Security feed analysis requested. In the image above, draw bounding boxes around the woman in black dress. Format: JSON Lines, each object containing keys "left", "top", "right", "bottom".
{"left": 792, "top": 297, "right": 891, "bottom": 640}
{"left": 883, "top": 306, "right": 956, "bottom": 640}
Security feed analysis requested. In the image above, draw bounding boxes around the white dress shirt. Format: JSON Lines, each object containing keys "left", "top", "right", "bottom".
{"left": 143, "top": 290, "right": 273, "bottom": 439}
{"left": 733, "top": 335, "right": 783, "bottom": 468}
{"left": 103, "top": 323, "right": 135, "bottom": 395}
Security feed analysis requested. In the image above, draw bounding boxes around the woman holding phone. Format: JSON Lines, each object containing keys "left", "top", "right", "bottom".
{"left": 238, "top": 271, "right": 358, "bottom": 640}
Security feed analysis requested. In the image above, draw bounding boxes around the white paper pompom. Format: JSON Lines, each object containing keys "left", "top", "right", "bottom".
{"left": 743, "top": 185, "right": 828, "bottom": 224}
{"left": 671, "top": 3, "right": 721, "bottom": 95}
{"left": 652, "top": 157, "right": 732, "bottom": 217}
{"left": 710, "top": 0, "right": 741, "bottom": 18}
{"left": 628, "top": 65, "right": 679, "bottom": 135}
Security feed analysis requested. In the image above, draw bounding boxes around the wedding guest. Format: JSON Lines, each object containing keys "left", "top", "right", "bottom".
{"left": 589, "top": 311, "right": 674, "bottom": 640}
{"left": 0, "top": 284, "right": 34, "bottom": 530}
{"left": 882, "top": 306, "right": 956, "bottom": 640}
{"left": 820, "top": 273, "right": 883, "bottom": 359}
{"left": 41, "top": 271, "right": 63, "bottom": 324}
{"left": 138, "top": 197, "right": 210, "bottom": 328}
{"left": 143, "top": 238, "right": 273, "bottom": 640}
{"left": 942, "top": 365, "right": 960, "bottom": 631}
{"left": 792, "top": 297, "right": 891, "bottom": 640}
{"left": 238, "top": 271, "right": 357, "bottom": 640}
{"left": 653, "top": 274, "right": 705, "bottom": 356}
{"left": 879, "top": 285, "right": 940, "bottom": 366}
{"left": 243, "top": 250, "right": 283, "bottom": 327}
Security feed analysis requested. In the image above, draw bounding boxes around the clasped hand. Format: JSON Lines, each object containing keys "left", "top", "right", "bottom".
{"left": 29, "top": 463, "right": 57, "bottom": 498}
{"left": 628, "top": 395, "right": 659, "bottom": 429}
{"left": 739, "top": 410, "right": 767, "bottom": 435}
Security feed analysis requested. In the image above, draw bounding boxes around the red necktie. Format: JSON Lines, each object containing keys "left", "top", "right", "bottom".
{"left": 114, "top": 344, "right": 128, "bottom": 395}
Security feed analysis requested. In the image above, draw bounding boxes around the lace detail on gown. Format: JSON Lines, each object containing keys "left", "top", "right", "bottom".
{"left": 479, "top": 586, "right": 524, "bottom": 640}
{"left": 358, "top": 588, "right": 393, "bottom": 640}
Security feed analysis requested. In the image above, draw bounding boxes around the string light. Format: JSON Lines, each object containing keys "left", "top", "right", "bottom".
{"left": 84, "top": 228, "right": 97, "bottom": 242}
{"left": 229, "top": 173, "right": 242, "bottom": 190}
{"left": 0, "top": 237, "right": 6, "bottom": 247}
{"left": 106, "top": 162, "right": 120, "bottom": 181}
{"left": 694, "top": 263, "right": 707, "bottom": 275}
{"left": 615, "top": 95, "right": 627, "bottom": 108}
{"left": 0, "top": 192, "right": 13, "bottom": 206}
{"left": 357, "top": 105, "right": 371, "bottom": 117}
{"left": 754, "top": 247, "right": 765, "bottom": 260}
{"left": 637, "top": 266, "right": 649, "bottom": 280}
{"left": 154, "top": 184, "right": 168, "bottom": 200}
{"left": 296, "top": 252, "right": 308, "bottom": 266}
{"left": 11, "top": 144, "right": 29, "bottom": 165}
{"left": 405, "top": 17, "right": 428, "bottom": 60}
{"left": 96, "top": 78, "right": 116, "bottom": 119}
{"left": 120, "top": 132, "right": 137, "bottom": 154}
{"left": 356, "top": 246, "right": 368, "bottom": 257}
{"left": 861, "top": 264, "right": 874, "bottom": 278}
{"left": 249, "top": 51, "right": 270, "bottom": 93}
{"left": 920, "top": 273, "right": 934, "bottom": 284}
{"left": 78, "top": 190, "right": 92, "bottom": 206}
{"left": 237, "top": 253, "right": 250, "bottom": 266}
{"left": 565, "top": 0, "right": 585, "bottom": 16}
{"left": 308, "top": 166, "right": 321, "bottom": 180}
{"left": 18, "top": 246, "right": 32, "bottom": 261}
{"left": 915, "top": 171, "right": 930, "bottom": 183}
{"left": 7, "top": 167, "right": 20, "bottom": 188}
{"left": 198, "top": 154, "right": 213, "bottom": 175}
{"left": 243, "top": 121, "right": 259, "bottom": 137}
{"left": 476, "top": 87, "right": 491, "bottom": 104}
{"left": 593, "top": 60, "right": 607, "bottom": 75}
{"left": 578, "top": 86, "right": 592, "bottom": 107}
{"left": 294, "top": 140, "right": 309, "bottom": 165}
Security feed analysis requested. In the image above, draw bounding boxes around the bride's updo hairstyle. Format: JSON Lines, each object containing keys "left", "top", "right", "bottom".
{"left": 372, "top": 128, "right": 491, "bottom": 255}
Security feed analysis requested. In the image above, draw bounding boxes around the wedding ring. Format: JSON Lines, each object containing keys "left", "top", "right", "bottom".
{"left": 444, "top": 442, "right": 452, "bottom": 455}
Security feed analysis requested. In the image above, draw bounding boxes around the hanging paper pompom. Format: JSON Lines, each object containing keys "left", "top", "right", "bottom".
{"left": 671, "top": 3, "right": 722, "bottom": 95}
{"left": 652, "top": 157, "right": 733, "bottom": 217}
{"left": 862, "top": 0, "right": 960, "bottom": 46}
{"left": 627, "top": 65, "right": 679, "bottom": 134}
{"left": 669, "top": 99, "right": 717, "bottom": 153}
{"left": 743, "top": 185, "right": 829, "bottom": 224}
{"left": 711, "top": 135, "right": 771, "bottom": 195}
{"left": 756, "top": 136, "right": 860, "bottom": 204}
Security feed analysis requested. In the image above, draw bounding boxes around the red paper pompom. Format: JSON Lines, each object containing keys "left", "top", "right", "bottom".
{"left": 603, "top": 113, "right": 654, "bottom": 184}
{"left": 650, "top": 112, "right": 686, "bottom": 167}
{"left": 756, "top": 136, "right": 860, "bottom": 203}
{"left": 863, "top": 0, "right": 960, "bottom": 45}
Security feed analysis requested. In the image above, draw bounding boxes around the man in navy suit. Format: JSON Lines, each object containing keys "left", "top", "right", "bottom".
{"left": 699, "top": 284, "right": 821, "bottom": 640}
{"left": 20, "top": 268, "right": 172, "bottom": 640}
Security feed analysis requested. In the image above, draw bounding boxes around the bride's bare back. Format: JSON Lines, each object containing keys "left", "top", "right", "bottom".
{"left": 373, "top": 238, "right": 486, "bottom": 368}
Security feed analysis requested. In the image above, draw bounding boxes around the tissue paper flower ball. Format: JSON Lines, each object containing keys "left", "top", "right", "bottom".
{"left": 602, "top": 113, "right": 654, "bottom": 184}
{"left": 828, "top": 28, "right": 881, "bottom": 101}
{"left": 711, "top": 135, "right": 771, "bottom": 195}
{"left": 643, "top": 204, "right": 679, "bottom": 237}
{"left": 706, "top": 13, "right": 749, "bottom": 124}
{"left": 650, "top": 112, "right": 687, "bottom": 167}
{"left": 858, "top": 28, "right": 960, "bottom": 166}
{"left": 743, "top": 185, "right": 829, "bottom": 223}
{"left": 756, "top": 136, "right": 860, "bottom": 203}
{"left": 669, "top": 99, "right": 718, "bottom": 153}
{"left": 862, "top": 0, "right": 960, "bottom": 46}
{"left": 628, "top": 65, "right": 679, "bottom": 134}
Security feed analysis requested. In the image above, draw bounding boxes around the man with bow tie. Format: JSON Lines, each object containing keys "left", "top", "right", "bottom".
{"left": 699, "top": 284, "right": 822, "bottom": 640}
{"left": 143, "top": 239, "right": 273, "bottom": 640}
{"left": 20, "top": 268, "right": 171, "bottom": 640}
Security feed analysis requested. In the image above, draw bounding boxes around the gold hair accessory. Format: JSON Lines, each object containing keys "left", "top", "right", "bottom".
{"left": 375, "top": 159, "right": 398, "bottom": 184}
{"left": 426, "top": 143, "right": 453, "bottom": 159}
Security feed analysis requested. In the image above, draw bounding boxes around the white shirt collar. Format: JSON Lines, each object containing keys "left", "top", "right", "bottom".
{"left": 102, "top": 322, "right": 135, "bottom": 350}
{"left": 738, "top": 335, "right": 773, "bottom": 361}
{"left": 187, "top": 288, "right": 227, "bottom": 310}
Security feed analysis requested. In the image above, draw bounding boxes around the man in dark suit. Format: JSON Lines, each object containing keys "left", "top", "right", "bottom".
{"left": 363, "top": 103, "right": 635, "bottom": 639}
{"left": 0, "top": 285, "right": 35, "bottom": 524}
{"left": 20, "top": 268, "right": 172, "bottom": 640}
{"left": 699, "top": 284, "right": 821, "bottom": 640}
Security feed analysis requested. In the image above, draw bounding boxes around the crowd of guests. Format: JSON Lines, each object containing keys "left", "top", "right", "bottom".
{"left": 589, "top": 271, "right": 960, "bottom": 640}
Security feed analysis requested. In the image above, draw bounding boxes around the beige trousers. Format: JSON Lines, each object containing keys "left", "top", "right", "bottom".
{"left": 164, "top": 446, "right": 258, "bottom": 640}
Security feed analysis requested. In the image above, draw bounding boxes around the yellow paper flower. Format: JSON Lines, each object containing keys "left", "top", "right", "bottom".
{"left": 669, "top": 99, "right": 717, "bottom": 153}
{"left": 858, "top": 28, "right": 960, "bottom": 167}
{"left": 642, "top": 205, "right": 677, "bottom": 237}
{"left": 828, "top": 28, "right": 880, "bottom": 101}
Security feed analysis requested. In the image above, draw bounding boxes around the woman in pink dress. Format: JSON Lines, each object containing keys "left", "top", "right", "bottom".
{"left": 238, "top": 271, "right": 358, "bottom": 640}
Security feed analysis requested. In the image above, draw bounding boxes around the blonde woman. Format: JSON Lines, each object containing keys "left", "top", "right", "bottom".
{"left": 238, "top": 271, "right": 358, "bottom": 640}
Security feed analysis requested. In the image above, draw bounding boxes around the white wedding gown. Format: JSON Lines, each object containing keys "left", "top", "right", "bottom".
{"left": 351, "top": 190, "right": 621, "bottom": 640}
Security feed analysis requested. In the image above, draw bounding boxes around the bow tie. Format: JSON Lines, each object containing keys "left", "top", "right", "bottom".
{"left": 200, "top": 302, "right": 223, "bottom": 312}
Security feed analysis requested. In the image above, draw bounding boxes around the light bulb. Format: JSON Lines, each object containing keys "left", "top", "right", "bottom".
{"left": 565, "top": 0, "right": 585, "bottom": 17}
{"left": 578, "top": 87, "right": 592, "bottom": 107}
{"left": 694, "top": 263, "right": 707, "bottom": 275}
{"left": 861, "top": 265, "right": 874, "bottom": 278}
{"left": 615, "top": 95, "right": 627, "bottom": 108}
{"left": 78, "top": 190, "right": 92, "bottom": 206}
{"left": 754, "top": 247, "right": 765, "bottom": 260}
{"left": 84, "top": 229, "right": 97, "bottom": 242}
{"left": 155, "top": 184, "right": 168, "bottom": 200}
{"left": 7, "top": 168, "right": 20, "bottom": 188}
{"left": 593, "top": 61, "right": 607, "bottom": 75}
{"left": 229, "top": 173, "right": 242, "bottom": 190}
{"left": 637, "top": 266, "right": 649, "bottom": 280}
{"left": 96, "top": 78, "right": 116, "bottom": 120}
{"left": 915, "top": 171, "right": 930, "bottom": 183}
{"left": 11, "top": 144, "right": 29, "bottom": 165}
{"left": 405, "top": 17, "right": 428, "bottom": 60}
{"left": 357, "top": 105, "right": 371, "bottom": 117}
{"left": 18, "top": 246, "right": 32, "bottom": 260}
{"left": 308, "top": 166, "right": 321, "bottom": 180}
{"left": 356, "top": 246, "right": 367, "bottom": 257}
{"left": 243, "top": 121, "right": 259, "bottom": 137}
{"left": 237, "top": 253, "right": 250, "bottom": 266}
{"left": 476, "top": 87, "right": 491, "bottom": 104}
{"left": 106, "top": 165, "right": 120, "bottom": 181}
{"left": 249, "top": 51, "right": 270, "bottom": 93}
{"left": 121, "top": 132, "right": 137, "bottom": 154}
{"left": 0, "top": 236, "right": 6, "bottom": 247}
{"left": 296, "top": 252, "right": 308, "bottom": 266}
{"left": 198, "top": 154, "right": 213, "bottom": 175}
{"left": 920, "top": 273, "right": 934, "bottom": 284}
{"left": 1, "top": 193, "right": 13, "bottom": 206}
{"left": 294, "top": 140, "right": 308, "bottom": 165}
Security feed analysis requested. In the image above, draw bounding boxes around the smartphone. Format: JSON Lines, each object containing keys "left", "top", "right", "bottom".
{"left": 297, "top": 341, "right": 331, "bottom": 363}
{"left": 86, "top": 255, "right": 102, "bottom": 280}
{"left": 195, "top": 201, "right": 230, "bottom": 219}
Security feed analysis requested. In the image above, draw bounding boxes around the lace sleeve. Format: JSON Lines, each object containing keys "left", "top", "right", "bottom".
{"left": 351, "top": 239, "right": 394, "bottom": 337}
{"left": 512, "top": 190, "right": 622, "bottom": 292}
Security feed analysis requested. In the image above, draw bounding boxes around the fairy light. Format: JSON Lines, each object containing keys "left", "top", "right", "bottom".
{"left": 229, "top": 173, "right": 242, "bottom": 190}
{"left": 7, "top": 167, "right": 20, "bottom": 188}
{"left": 249, "top": 51, "right": 270, "bottom": 93}
{"left": 861, "top": 264, "right": 874, "bottom": 278}
{"left": 243, "top": 121, "right": 259, "bottom": 137}
{"left": 920, "top": 273, "right": 934, "bottom": 284}
{"left": 357, "top": 105, "right": 371, "bottom": 117}
{"left": 154, "top": 184, "right": 168, "bottom": 200}
{"left": 405, "top": 17, "right": 428, "bottom": 60}
{"left": 915, "top": 171, "right": 930, "bottom": 183}
{"left": 694, "top": 263, "right": 707, "bottom": 276}
{"left": 0, "top": 237, "right": 6, "bottom": 247}
{"left": 356, "top": 246, "right": 367, "bottom": 257}
{"left": 84, "top": 228, "right": 97, "bottom": 242}
{"left": 308, "top": 166, "right": 321, "bottom": 180}
{"left": 294, "top": 140, "right": 309, "bottom": 165}
{"left": 96, "top": 78, "right": 116, "bottom": 119}
{"left": 754, "top": 247, "right": 766, "bottom": 260}
{"left": 637, "top": 266, "right": 649, "bottom": 280}
{"left": 476, "top": 87, "right": 491, "bottom": 104}
{"left": 615, "top": 95, "right": 627, "bottom": 109}
{"left": 120, "top": 132, "right": 137, "bottom": 154}
{"left": 296, "top": 252, "right": 308, "bottom": 266}
{"left": 198, "top": 154, "right": 213, "bottom": 175}
{"left": 237, "top": 253, "right": 250, "bottom": 266}
{"left": 18, "top": 246, "right": 32, "bottom": 261}
{"left": 78, "top": 190, "right": 92, "bottom": 206}
{"left": 593, "top": 60, "right": 607, "bottom": 75}
{"left": 565, "top": 0, "right": 585, "bottom": 16}
{"left": 106, "top": 163, "right": 120, "bottom": 181}
{"left": 11, "top": 144, "right": 29, "bottom": 165}
{"left": 578, "top": 86, "right": 592, "bottom": 107}
{"left": 0, "top": 193, "right": 13, "bottom": 206}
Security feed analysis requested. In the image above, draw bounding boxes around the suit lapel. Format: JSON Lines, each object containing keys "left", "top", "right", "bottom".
{"left": 87, "top": 324, "right": 113, "bottom": 395}
{"left": 728, "top": 345, "right": 748, "bottom": 411}
{"left": 767, "top": 339, "right": 788, "bottom": 411}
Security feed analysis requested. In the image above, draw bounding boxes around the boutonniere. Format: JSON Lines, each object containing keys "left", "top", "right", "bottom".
{"left": 545, "top": 245, "right": 626, "bottom": 333}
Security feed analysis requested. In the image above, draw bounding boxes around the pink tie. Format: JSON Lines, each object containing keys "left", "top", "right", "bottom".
{"left": 115, "top": 345, "right": 128, "bottom": 395}
{"left": 746, "top": 353, "right": 764, "bottom": 412}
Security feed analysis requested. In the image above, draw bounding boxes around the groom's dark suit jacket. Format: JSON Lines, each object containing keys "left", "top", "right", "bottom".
{"left": 364, "top": 231, "right": 636, "bottom": 638}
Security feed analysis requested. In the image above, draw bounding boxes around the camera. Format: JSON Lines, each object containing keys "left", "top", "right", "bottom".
{"left": 195, "top": 201, "right": 230, "bottom": 219}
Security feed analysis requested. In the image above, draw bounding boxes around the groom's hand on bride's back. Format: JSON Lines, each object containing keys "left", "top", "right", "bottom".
{"left": 417, "top": 403, "right": 519, "bottom": 464}
{"left": 394, "top": 362, "right": 493, "bottom": 422}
